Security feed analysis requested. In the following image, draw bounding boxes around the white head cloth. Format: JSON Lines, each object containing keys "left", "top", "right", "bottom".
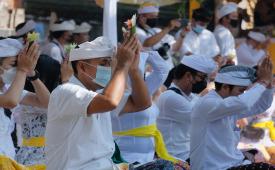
{"left": 248, "top": 31, "right": 266, "bottom": 43}
{"left": 181, "top": 55, "right": 217, "bottom": 74}
{"left": 73, "top": 22, "right": 92, "bottom": 34}
{"left": 0, "top": 38, "right": 23, "bottom": 58}
{"left": 217, "top": 2, "right": 238, "bottom": 20}
{"left": 16, "top": 20, "right": 36, "bottom": 37}
{"left": 69, "top": 36, "right": 115, "bottom": 61}
{"left": 50, "top": 20, "right": 75, "bottom": 32}
{"left": 138, "top": 2, "right": 159, "bottom": 14}
{"left": 215, "top": 65, "right": 256, "bottom": 86}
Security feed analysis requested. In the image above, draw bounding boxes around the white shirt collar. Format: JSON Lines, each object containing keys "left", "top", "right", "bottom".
{"left": 70, "top": 76, "right": 85, "bottom": 87}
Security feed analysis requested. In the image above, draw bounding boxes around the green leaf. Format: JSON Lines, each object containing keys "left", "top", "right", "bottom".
{"left": 27, "top": 32, "right": 39, "bottom": 42}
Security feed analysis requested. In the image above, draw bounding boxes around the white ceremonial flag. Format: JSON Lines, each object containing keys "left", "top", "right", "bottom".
{"left": 103, "top": 0, "right": 118, "bottom": 46}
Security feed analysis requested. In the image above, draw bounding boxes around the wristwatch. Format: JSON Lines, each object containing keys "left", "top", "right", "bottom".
{"left": 27, "top": 70, "right": 40, "bottom": 82}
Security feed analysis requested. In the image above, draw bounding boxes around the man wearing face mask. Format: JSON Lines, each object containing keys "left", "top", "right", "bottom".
{"left": 41, "top": 20, "right": 75, "bottom": 64}
{"left": 136, "top": 2, "right": 181, "bottom": 69}
{"left": 190, "top": 59, "right": 275, "bottom": 170}
{"left": 45, "top": 36, "right": 151, "bottom": 170}
{"left": 214, "top": 2, "right": 239, "bottom": 65}
{"left": 156, "top": 55, "right": 217, "bottom": 162}
{"left": 237, "top": 31, "right": 269, "bottom": 67}
{"left": 173, "top": 8, "right": 220, "bottom": 59}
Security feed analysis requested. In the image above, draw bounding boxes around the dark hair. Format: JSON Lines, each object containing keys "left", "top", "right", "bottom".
{"left": 215, "top": 82, "right": 234, "bottom": 91}
{"left": 193, "top": 8, "right": 212, "bottom": 22}
{"left": 164, "top": 67, "right": 176, "bottom": 88}
{"left": 24, "top": 55, "right": 61, "bottom": 92}
{"left": 49, "top": 20, "right": 68, "bottom": 40}
{"left": 15, "top": 22, "right": 26, "bottom": 32}
{"left": 15, "top": 22, "right": 34, "bottom": 38}
{"left": 164, "top": 64, "right": 198, "bottom": 88}
{"left": 174, "top": 64, "right": 197, "bottom": 80}
{"left": 50, "top": 31, "right": 67, "bottom": 40}
{"left": 71, "top": 60, "right": 78, "bottom": 75}
{"left": 219, "top": 14, "right": 230, "bottom": 24}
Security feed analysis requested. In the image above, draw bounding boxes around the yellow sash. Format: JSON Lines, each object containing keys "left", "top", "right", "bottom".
{"left": 22, "top": 137, "right": 45, "bottom": 147}
{"left": 252, "top": 121, "right": 275, "bottom": 141}
{"left": 0, "top": 155, "right": 46, "bottom": 170}
{"left": 113, "top": 124, "right": 179, "bottom": 163}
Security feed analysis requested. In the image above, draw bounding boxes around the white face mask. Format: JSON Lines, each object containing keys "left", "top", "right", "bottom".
{"left": 1, "top": 67, "right": 17, "bottom": 84}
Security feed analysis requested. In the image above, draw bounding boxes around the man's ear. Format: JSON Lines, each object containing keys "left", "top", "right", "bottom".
{"left": 76, "top": 61, "right": 86, "bottom": 75}
{"left": 185, "top": 72, "right": 194, "bottom": 82}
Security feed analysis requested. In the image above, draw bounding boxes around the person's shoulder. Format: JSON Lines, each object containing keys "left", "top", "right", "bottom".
{"left": 51, "top": 83, "right": 85, "bottom": 98}
{"left": 160, "top": 89, "right": 187, "bottom": 103}
{"left": 196, "top": 91, "right": 221, "bottom": 106}
{"left": 238, "top": 42, "right": 247, "bottom": 49}
{"left": 185, "top": 30, "right": 196, "bottom": 38}
{"left": 202, "top": 29, "right": 215, "bottom": 36}
{"left": 158, "top": 90, "right": 174, "bottom": 101}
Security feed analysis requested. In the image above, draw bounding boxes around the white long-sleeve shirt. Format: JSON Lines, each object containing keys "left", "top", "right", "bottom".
{"left": 179, "top": 29, "right": 220, "bottom": 58}
{"left": 237, "top": 42, "right": 266, "bottom": 67}
{"left": 190, "top": 84, "right": 274, "bottom": 170}
{"left": 214, "top": 25, "right": 236, "bottom": 59}
{"left": 136, "top": 27, "right": 175, "bottom": 69}
{"left": 157, "top": 83, "right": 198, "bottom": 161}
{"left": 111, "top": 51, "right": 169, "bottom": 164}
{"left": 41, "top": 39, "right": 64, "bottom": 64}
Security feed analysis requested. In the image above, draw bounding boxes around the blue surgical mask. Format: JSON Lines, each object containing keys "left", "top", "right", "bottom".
{"left": 93, "top": 65, "right": 112, "bottom": 87}
{"left": 193, "top": 25, "right": 205, "bottom": 34}
{"left": 81, "top": 62, "right": 112, "bottom": 87}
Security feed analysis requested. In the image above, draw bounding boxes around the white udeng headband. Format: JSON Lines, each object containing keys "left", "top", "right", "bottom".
{"left": 217, "top": 3, "right": 238, "bottom": 20}
{"left": 215, "top": 73, "right": 252, "bottom": 86}
{"left": 248, "top": 31, "right": 266, "bottom": 43}
{"left": 16, "top": 20, "right": 36, "bottom": 37}
{"left": 69, "top": 48, "right": 114, "bottom": 61}
{"left": 50, "top": 21, "right": 75, "bottom": 32}
{"left": 0, "top": 38, "right": 23, "bottom": 58}
{"left": 138, "top": 6, "right": 159, "bottom": 14}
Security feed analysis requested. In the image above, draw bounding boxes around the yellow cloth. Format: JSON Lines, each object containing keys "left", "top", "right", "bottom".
{"left": 189, "top": 0, "right": 200, "bottom": 20}
{"left": 113, "top": 124, "right": 179, "bottom": 163}
{"left": 268, "top": 42, "right": 275, "bottom": 74}
{"left": 252, "top": 121, "right": 275, "bottom": 141}
{"left": 22, "top": 137, "right": 45, "bottom": 147}
{"left": 0, "top": 155, "right": 46, "bottom": 170}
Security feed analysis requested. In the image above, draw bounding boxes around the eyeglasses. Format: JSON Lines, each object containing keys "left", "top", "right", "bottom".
{"left": 194, "top": 73, "right": 208, "bottom": 81}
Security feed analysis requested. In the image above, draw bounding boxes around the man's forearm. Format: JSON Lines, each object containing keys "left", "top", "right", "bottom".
{"left": 143, "top": 27, "right": 170, "bottom": 47}
{"left": 128, "top": 69, "right": 151, "bottom": 110}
